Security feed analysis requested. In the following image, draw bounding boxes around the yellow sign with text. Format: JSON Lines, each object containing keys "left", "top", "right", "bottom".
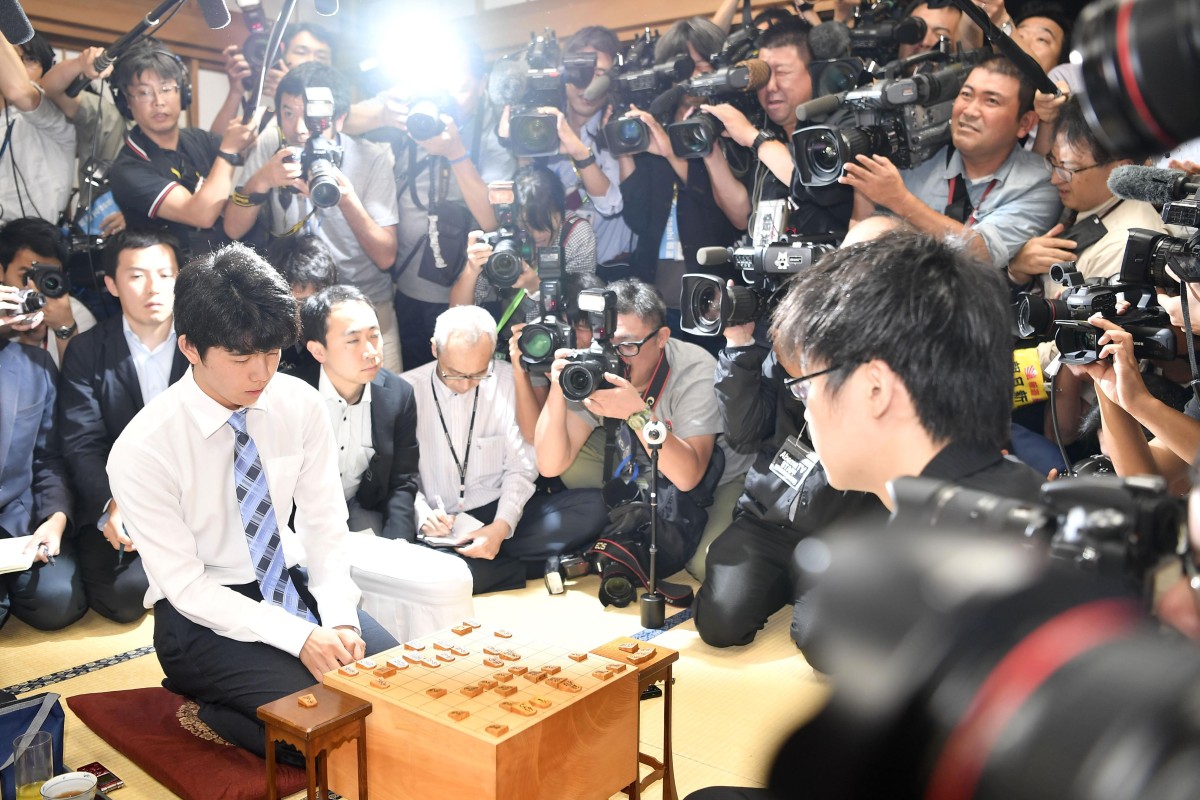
{"left": 1013, "top": 348, "right": 1046, "bottom": 408}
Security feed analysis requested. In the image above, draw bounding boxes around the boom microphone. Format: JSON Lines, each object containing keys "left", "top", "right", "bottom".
{"left": 809, "top": 21, "right": 852, "bottom": 61}
{"left": 195, "top": 0, "right": 231, "bottom": 30}
{"left": 685, "top": 58, "right": 771, "bottom": 96}
{"left": 1108, "top": 165, "right": 1200, "bottom": 206}
{"left": 696, "top": 247, "right": 733, "bottom": 267}
{"left": 313, "top": 0, "right": 338, "bottom": 15}
{"left": 649, "top": 84, "right": 686, "bottom": 118}
{"left": 795, "top": 93, "right": 844, "bottom": 123}
{"left": 487, "top": 57, "right": 528, "bottom": 107}
{"left": 581, "top": 74, "right": 611, "bottom": 103}
{"left": 0, "top": 0, "right": 33, "bottom": 45}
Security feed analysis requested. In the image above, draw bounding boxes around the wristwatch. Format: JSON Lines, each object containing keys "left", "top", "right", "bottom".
{"left": 751, "top": 128, "right": 779, "bottom": 153}
{"left": 216, "top": 149, "right": 244, "bottom": 167}
{"left": 53, "top": 321, "right": 78, "bottom": 340}
{"left": 573, "top": 149, "right": 597, "bottom": 170}
{"left": 999, "top": 18, "right": 1014, "bottom": 36}
{"left": 626, "top": 406, "right": 653, "bottom": 432}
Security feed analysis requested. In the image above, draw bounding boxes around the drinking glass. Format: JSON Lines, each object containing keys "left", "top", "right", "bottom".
{"left": 14, "top": 731, "right": 53, "bottom": 800}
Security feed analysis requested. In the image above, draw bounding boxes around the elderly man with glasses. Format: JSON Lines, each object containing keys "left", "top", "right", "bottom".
{"left": 400, "top": 305, "right": 607, "bottom": 594}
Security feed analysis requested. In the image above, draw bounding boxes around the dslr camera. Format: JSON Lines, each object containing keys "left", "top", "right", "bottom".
{"left": 792, "top": 50, "right": 986, "bottom": 188}
{"left": 478, "top": 181, "right": 534, "bottom": 289}
{"left": 503, "top": 30, "right": 598, "bottom": 157}
{"left": 559, "top": 288, "right": 628, "bottom": 401}
{"left": 514, "top": 224, "right": 574, "bottom": 373}
{"left": 291, "top": 87, "right": 344, "bottom": 208}
{"left": 598, "top": 29, "right": 694, "bottom": 157}
{"left": 681, "top": 235, "right": 836, "bottom": 336}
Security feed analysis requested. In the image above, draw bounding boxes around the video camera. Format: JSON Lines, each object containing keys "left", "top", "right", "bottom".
{"left": 792, "top": 49, "right": 986, "bottom": 188}
{"left": 598, "top": 29, "right": 694, "bottom": 157}
{"left": 681, "top": 235, "right": 835, "bottom": 336}
{"left": 558, "top": 288, "right": 628, "bottom": 401}
{"left": 286, "top": 87, "right": 344, "bottom": 209}
{"left": 491, "top": 30, "right": 598, "bottom": 157}
{"left": 666, "top": 58, "right": 771, "bottom": 160}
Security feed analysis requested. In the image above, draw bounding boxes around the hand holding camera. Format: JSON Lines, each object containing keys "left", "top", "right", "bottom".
{"left": 414, "top": 115, "right": 467, "bottom": 159}
{"left": 219, "top": 107, "right": 264, "bottom": 160}
{"left": 1079, "top": 314, "right": 1156, "bottom": 414}
{"left": 248, "top": 147, "right": 305, "bottom": 194}
{"left": 580, "top": 372, "right": 644, "bottom": 420}
{"left": 0, "top": 285, "right": 44, "bottom": 334}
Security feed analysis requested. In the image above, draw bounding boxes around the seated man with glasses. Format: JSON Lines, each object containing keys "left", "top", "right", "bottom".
{"left": 840, "top": 55, "right": 1060, "bottom": 271}
{"left": 400, "top": 305, "right": 608, "bottom": 594}
{"left": 109, "top": 43, "right": 260, "bottom": 260}
{"left": 1008, "top": 96, "right": 1167, "bottom": 291}
{"left": 535, "top": 279, "right": 756, "bottom": 578}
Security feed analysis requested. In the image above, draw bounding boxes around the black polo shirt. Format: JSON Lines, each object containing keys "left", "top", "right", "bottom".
{"left": 109, "top": 126, "right": 229, "bottom": 259}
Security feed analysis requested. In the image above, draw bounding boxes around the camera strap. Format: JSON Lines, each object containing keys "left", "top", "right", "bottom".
{"left": 604, "top": 352, "right": 671, "bottom": 481}
{"left": 945, "top": 174, "right": 998, "bottom": 227}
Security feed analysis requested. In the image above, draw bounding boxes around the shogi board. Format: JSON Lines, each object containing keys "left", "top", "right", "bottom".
{"left": 323, "top": 621, "right": 639, "bottom": 800}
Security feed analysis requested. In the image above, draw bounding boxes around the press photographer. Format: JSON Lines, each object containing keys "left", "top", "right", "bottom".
{"left": 838, "top": 54, "right": 1061, "bottom": 270}
{"left": 223, "top": 62, "right": 402, "bottom": 372}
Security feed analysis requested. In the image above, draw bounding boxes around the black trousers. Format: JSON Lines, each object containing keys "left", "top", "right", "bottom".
{"left": 693, "top": 514, "right": 806, "bottom": 648}
{"left": 0, "top": 534, "right": 86, "bottom": 631}
{"left": 420, "top": 489, "right": 609, "bottom": 595}
{"left": 394, "top": 294, "right": 446, "bottom": 371}
{"left": 152, "top": 570, "right": 398, "bottom": 757}
{"left": 76, "top": 530, "right": 149, "bottom": 623}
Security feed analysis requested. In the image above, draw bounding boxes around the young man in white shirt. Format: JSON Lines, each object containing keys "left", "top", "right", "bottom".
{"left": 108, "top": 242, "right": 397, "bottom": 756}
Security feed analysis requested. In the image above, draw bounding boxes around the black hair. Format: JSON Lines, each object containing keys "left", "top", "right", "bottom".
{"left": 1014, "top": 1, "right": 1073, "bottom": 67}
{"left": 267, "top": 235, "right": 338, "bottom": 291}
{"left": 610, "top": 278, "right": 665, "bottom": 331}
{"left": 902, "top": 0, "right": 963, "bottom": 18}
{"left": 18, "top": 32, "right": 55, "bottom": 76}
{"left": 564, "top": 272, "right": 606, "bottom": 325}
{"left": 300, "top": 284, "right": 373, "bottom": 346}
{"left": 757, "top": 18, "right": 812, "bottom": 63}
{"left": 276, "top": 61, "right": 351, "bottom": 121}
{"left": 752, "top": 9, "right": 797, "bottom": 29}
{"left": 0, "top": 217, "right": 68, "bottom": 271}
{"left": 102, "top": 229, "right": 183, "bottom": 280}
{"left": 770, "top": 231, "right": 1012, "bottom": 451}
{"left": 974, "top": 54, "right": 1035, "bottom": 117}
{"left": 514, "top": 165, "right": 566, "bottom": 235}
{"left": 284, "top": 22, "right": 335, "bottom": 53}
{"left": 655, "top": 17, "right": 726, "bottom": 66}
{"left": 565, "top": 26, "right": 620, "bottom": 60}
{"left": 174, "top": 242, "right": 300, "bottom": 357}
{"left": 114, "top": 43, "right": 185, "bottom": 91}
{"left": 1051, "top": 95, "right": 1116, "bottom": 164}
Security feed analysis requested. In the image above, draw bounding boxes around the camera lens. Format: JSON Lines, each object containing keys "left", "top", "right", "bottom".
{"left": 688, "top": 283, "right": 726, "bottom": 336}
{"left": 484, "top": 238, "right": 524, "bottom": 288}
{"left": 406, "top": 100, "right": 446, "bottom": 141}
{"left": 307, "top": 160, "right": 342, "bottom": 208}
{"left": 35, "top": 271, "right": 67, "bottom": 298}
{"left": 617, "top": 119, "right": 643, "bottom": 146}
{"left": 560, "top": 360, "right": 601, "bottom": 401}
{"left": 512, "top": 113, "right": 560, "bottom": 156}
{"left": 599, "top": 573, "right": 636, "bottom": 608}
{"left": 815, "top": 61, "right": 861, "bottom": 96}
{"left": 669, "top": 113, "right": 723, "bottom": 159}
{"left": 519, "top": 324, "right": 558, "bottom": 362}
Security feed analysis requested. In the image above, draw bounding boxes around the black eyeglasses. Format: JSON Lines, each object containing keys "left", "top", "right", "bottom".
{"left": 1044, "top": 156, "right": 1113, "bottom": 183}
{"left": 614, "top": 326, "right": 665, "bottom": 357}
{"left": 436, "top": 360, "right": 495, "bottom": 383}
{"left": 783, "top": 364, "right": 847, "bottom": 403}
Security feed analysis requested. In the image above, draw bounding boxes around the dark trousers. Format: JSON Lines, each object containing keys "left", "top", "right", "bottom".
{"left": 0, "top": 534, "right": 86, "bottom": 631}
{"left": 693, "top": 514, "right": 805, "bottom": 648}
{"left": 76, "top": 530, "right": 149, "bottom": 623}
{"left": 152, "top": 570, "right": 398, "bottom": 757}
{"left": 685, "top": 789, "right": 781, "bottom": 800}
{"left": 422, "top": 489, "right": 609, "bottom": 595}
{"left": 395, "top": 294, "right": 447, "bottom": 371}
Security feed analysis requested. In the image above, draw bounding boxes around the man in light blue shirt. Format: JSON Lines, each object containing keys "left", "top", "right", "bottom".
{"left": 840, "top": 55, "right": 1061, "bottom": 270}
{"left": 58, "top": 229, "right": 189, "bottom": 622}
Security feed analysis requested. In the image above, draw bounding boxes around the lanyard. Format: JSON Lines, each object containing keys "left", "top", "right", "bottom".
{"left": 946, "top": 175, "right": 998, "bottom": 228}
{"left": 430, "top": 371, "right": 480, "bottom": 508}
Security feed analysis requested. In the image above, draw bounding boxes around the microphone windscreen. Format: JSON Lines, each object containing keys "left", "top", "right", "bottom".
{"left": 809, "top": 21, "right": 852, "bottom": 61}
{"left": 894, "top": 16, "right": 927, "bottom": 45}
{"left": 649, "top": 84, "right": 686, "bottom": 118}
{"left": 0, "top": 0, "right": 33, "bottom": 45}
{"left": 795, "top": 93, "right": 843, "bottom": 123}
{"left": 313, "top": 0, "right": 338, "bottom": 15}
{"left": 195, "top": 0, "right": 231, "bottom": 29}
{"left": 696, "top": 247, "right": 732, "bottom": 267}
{"left": 487, "top": 57, "right": 529, "bottom": 107}
{"left": 1107, "top": 165, "right": 1188, "bottom": 205}
{"left": 738, "top": 59, "right": 771, "bottom": 92}
{"left": 582, "top": 74, "right": 611, "bottom": 103}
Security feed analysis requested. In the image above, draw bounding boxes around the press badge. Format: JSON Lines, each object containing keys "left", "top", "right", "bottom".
{"left": 769, "top": 435, "right": 820, "bottom": 491}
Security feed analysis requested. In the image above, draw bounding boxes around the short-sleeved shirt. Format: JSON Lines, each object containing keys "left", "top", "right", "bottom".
{"left": 571, "top": 337, "right": 758, "bottom": 485}
{"left": 0, "top": 86, "right": 76, "bottom": 224}
{"left": 389, "top": 102, "right": 517, "bottom": 305}
{"left": 902, "top": 144, "right": 1062, "bottom": 269}
{"left": 109, "top": 126, "right": 227, "bottom": 259}
{"left": 242, "top": 128, "right": 400, "bottom": 307}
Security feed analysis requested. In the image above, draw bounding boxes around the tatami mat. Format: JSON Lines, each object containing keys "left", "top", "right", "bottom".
{"left": 6, "top": 571, "right": 828, "bottom": 799}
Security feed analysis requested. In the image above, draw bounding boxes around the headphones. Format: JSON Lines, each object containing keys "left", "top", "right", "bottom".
{"left": 112, "top": 50, "right": 193, "bottom": 122}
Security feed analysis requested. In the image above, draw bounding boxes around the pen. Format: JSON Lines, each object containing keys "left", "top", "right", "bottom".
{"left": 38, "top": 543, "right": 55, "bottom": 566}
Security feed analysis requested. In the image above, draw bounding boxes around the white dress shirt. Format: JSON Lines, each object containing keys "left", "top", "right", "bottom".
{"left": 122, "top": 317, "right": 176, "bottom": 404}
{"left": 318, "top": 367, "right": 375, "bottom": 500}
{"left": 400, "top": 359, "right": 536, "bottom": 535}
{"left": 108, "top": 369, "right": 360, "bottom": 656}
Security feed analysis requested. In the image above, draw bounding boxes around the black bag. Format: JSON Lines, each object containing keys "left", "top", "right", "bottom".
{"left": 410, "top": 201, "right": 475, "bottom": 288}
{"left": 0, "top": 693, "right": 66, "bottom": 800}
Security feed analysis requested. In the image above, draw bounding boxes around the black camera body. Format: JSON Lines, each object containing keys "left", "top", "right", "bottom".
{"left": 234, "top": 0, "right": 274, "bottom": 93}
{"left": 599, "top": 30, "right": 694, "bottom": 157}
{"left": 667, "top": 59, "right": 770, "bottom": 160}
{"left": 1120, "top": 226, "right": 1200, "bottom": 288}
{"left": 290, "top": 87, "right": 344, "bottom": 209}
{"left": 792, "top": 54, "right": 984, "bottom": 188}
{"left": 559, "top": 288, "right": 628, "bottom": 401}
{"left": 681, "top": 236, "right": 836, "bottom": 336}
{"left": 479, "top": 230, "right": 533, "bottom": 288}
{"left": 507, "top": 30, "right": 598, "bottom": 157}
{"left": 26, "top": 265, "right": 70, "bottom": 299}
{"left": 404, "top": 95, "right": 455, "bottom": 141}
{"left": 517, "top": 238, "right": 574, "bottom": 372}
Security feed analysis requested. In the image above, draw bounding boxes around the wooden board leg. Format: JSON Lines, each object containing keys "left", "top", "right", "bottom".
{"left": 307, "top": 750, "right": 319, "bottom": 800}
{"left": 265, "top": 729, "right": 279, "bottom": 800}
{"left": 357, "top": 722, "right": 369, "bottom": 800}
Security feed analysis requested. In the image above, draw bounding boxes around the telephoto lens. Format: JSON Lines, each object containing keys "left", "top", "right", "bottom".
{"left": 405, "top": 99, "right": 446, "bottom": 141}
{"left": 483, "top": 238, "right": 525, "bottom": 288}
{"left": 668, "top": 112, "right": 725, "bottom": 159}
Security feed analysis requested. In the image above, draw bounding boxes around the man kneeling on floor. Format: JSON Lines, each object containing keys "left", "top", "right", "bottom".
{"left": 108, "top": 243, "right": 398, "bottom": 756}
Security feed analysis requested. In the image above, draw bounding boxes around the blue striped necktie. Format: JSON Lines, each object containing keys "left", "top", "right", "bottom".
{"left": 227, "top": 409, "right": 316, "bottom": 622}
